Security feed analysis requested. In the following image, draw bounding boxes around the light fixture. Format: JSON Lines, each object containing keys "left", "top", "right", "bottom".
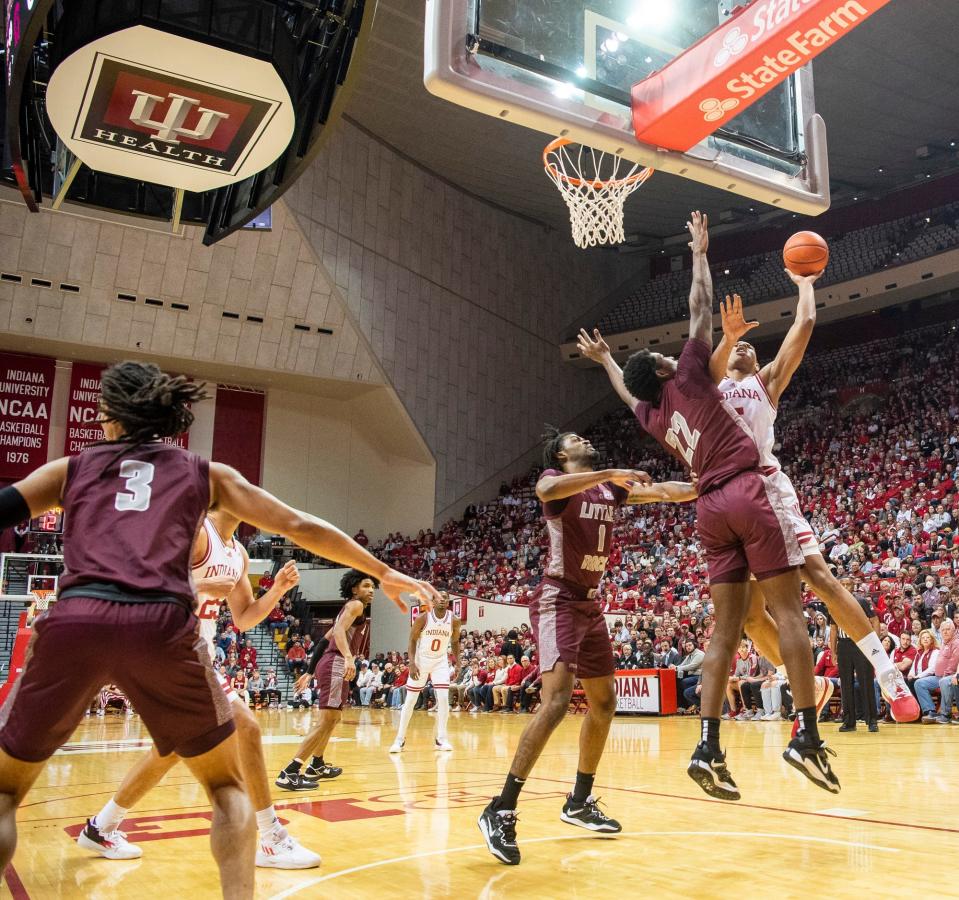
{"left": 553, "top": 82, "right": 575, "bottom": 99}
{"left": 576, "top": 64, "right": 588, "bottom": 78}
{"left": 877, "top": 167, "right": 884, "bottom": 173}
{"left": 723, "top": 269, "right": 730, "bottom": 275}
{"left": 602, "top": 37, "right": 620, "bottom": 53}
{"left": 627, "top": 0, "right": 674, "bottom": 31}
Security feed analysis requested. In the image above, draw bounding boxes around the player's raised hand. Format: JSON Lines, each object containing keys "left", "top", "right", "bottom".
{"left": 784, "top": 268, "right": 824, "bottom": 287}
{"left": 577, "top": 328, "right": 612, "bottom": 363}
{"left": 720, "top": 294, "right": 759, "bottom": 342}
{"left": 380, "top": 569, "right": 442, "bottom": 614}
{"left": 687, "top": 210, "right": 709, "bottom": 254}
{"left": 273, "top": 559, "right": 300, "bottom": 594}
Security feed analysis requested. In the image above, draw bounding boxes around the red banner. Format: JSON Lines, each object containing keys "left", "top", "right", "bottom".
{"left": 0, "top": 352, "right": 56, "bottom": 480}
{"left": 65, "top": 361, "right": 189, "bottom": 455}
{"left": 631, "top": 0, "right": 894, "bottom": 153}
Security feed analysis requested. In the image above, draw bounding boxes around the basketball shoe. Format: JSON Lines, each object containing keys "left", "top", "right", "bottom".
{"left": 435, "top": 738, "right": 453, "bottom": 751}
{"left": 256, "top": 824, "right": 322, "bottom": 869}
{"left": 686, "top": 743, "right": 740, "bottom": 801}
{"left": 878, "top": 668, "right": 920, "bottom": 722}
{"left": 77, "top": 819, "right": 143, "bottom": 860}
{"left": 304, "top": 761, "right": 342, "bottom": 779}
{"left": 477, "top": 800, "right": 520, "bottom": 865}
{"left": 560, "top": 794, "right": 622, "bottom": 832}
{"left": 389, "top": 739, "right": 405, "bottom": 753}
{"left": 782, "top": 734, "right": 841, "bottom": 793}
{"left": 791, "top": 676, "right": 834, "bottom": 738}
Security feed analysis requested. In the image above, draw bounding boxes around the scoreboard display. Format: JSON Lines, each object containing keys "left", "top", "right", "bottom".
{"left": 30, "top": 508, "right": 63, "bottom": 533}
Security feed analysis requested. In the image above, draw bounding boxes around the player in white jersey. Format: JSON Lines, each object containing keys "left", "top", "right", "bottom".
{"left": 390, "top": 591, "right": 461, "bottom": 752}
{"left": 711, "top": 286, "right": 918, "bottom": 724}
{"left": 79, "top": 509, "right": 323, "bottom": 868}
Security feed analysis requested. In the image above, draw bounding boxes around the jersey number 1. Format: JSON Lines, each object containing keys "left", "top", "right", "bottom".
{"left": 665, "top": 411, "right": 701, "bottom": 467}
{"left": 115, "top": 461, "right": 155, "bottom": 512}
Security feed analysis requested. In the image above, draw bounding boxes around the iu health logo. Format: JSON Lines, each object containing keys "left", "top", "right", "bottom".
{"left": 72, "top": 57, "right": 276, "bottom": 174}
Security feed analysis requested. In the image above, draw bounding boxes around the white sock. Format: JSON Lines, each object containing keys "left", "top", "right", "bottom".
{"left": 256, "top": 806, "right": 278, "bottom": 837}
{"left": 395, "top": 691, "right": 418, "bottom": 743}
{"left": 775, "top": 665, "right": 787, "bottom": 678}
{"left": 435, "top": 689, "right": 450, "bottom": 741}
{"left": 93, "top": 798, "right": 128, "bottom": 834}
{"left": 858, "top": 632, "right": 894, "bottom": 676}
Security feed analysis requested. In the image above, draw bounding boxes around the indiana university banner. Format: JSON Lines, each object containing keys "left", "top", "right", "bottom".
{"left": 0, "top": 352, "right": 56, "bottom": 480}
{"left": 65, "top": 361, "right": 189, "bottom": 455}
{"left": 631, "top": 0, "right": 894, "bottom": 152}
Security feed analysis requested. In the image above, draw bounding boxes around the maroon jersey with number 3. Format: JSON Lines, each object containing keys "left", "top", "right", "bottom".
{"left": 58, "top": 442, "right": 210, "bottom": 607}
{"left": 540, "top": 469, "right": 628, "bottom": 592}
{"left": 632, "top": 339, "right": 759, "bottom": 494}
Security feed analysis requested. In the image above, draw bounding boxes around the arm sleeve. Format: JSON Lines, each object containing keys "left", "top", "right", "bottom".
{"left": 0, "top": 487, "right": 30, "bottom": 530}
{"left": 675, "top": 338, "right": 718, "bottom": 399}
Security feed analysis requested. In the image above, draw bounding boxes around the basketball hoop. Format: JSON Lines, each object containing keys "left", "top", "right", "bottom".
{"left": 27, "top": 589, "right": 55, "bottom": 626}
{"left": 543, "top": 138, "right": 653, "bottom": 249}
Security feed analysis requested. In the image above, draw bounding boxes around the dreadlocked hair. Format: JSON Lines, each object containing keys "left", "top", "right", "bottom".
{"left": 542, "top": 425, "right": 573, "bottom": 469}
{"left": 340, "top": 568, "right": 379, "bottom": 599}
{"left": 623, "top": 350, "right": 663, "bottom": 404}
{"left": 100, "top": 362, "right": 209, "bottom": 444}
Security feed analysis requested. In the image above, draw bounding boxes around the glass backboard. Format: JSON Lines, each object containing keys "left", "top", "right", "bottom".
{"left": 425, "top": 0, "right": 830, "bottom": 215}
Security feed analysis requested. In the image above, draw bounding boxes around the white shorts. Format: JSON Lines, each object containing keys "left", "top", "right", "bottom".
{"left": 217, "top": 671, "right": 240, "bottom": 704}
{"left": 767, "top": 468, "right": 819, "bottom": 558}
{"left": 406, "top": 658, "right": 451, "bottom": 693}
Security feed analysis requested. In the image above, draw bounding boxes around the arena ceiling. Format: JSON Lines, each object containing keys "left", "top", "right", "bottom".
{"left": 346, "top": 0, "right": 959, "bottom": 244}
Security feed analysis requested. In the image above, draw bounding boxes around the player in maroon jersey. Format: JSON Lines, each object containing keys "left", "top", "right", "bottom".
{"left": 0, "top": 361, "right": 437, "bottom": 897}
{"left": 477, "top": 428, "right": 697, "bottom": 865}
{"left": 578, "top": 212, "right": 840, "bottom": 800}
{"left": 275, "top": 569, "right": 376, "bottom": 789}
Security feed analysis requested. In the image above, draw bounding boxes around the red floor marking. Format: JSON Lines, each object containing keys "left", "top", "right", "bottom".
{"left": 4, "top": 864, "right": 30, "bottom": 900}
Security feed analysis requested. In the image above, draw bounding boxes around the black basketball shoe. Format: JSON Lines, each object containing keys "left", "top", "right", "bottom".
{"left": 304, "top": 762, "right": 342, "bottom": 780}
{"left": 783, "top": 735, "right": 841, "bottom": 793}
{"left": 275, "top": 770, "right": 319, "bottom": 791}
{"left": 477, "top": 800, "right": 520, "bottom": 865}
{"left": 686, "top": 742, "right": 741, "bottom": 801}
{"left": 560, "top": 794, "right": 622, "bottom": 833}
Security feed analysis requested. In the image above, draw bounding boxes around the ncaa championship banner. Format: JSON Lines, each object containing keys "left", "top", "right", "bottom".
{"left": 64, "top": 361, "right": 188, "bottom": 456}
{"left": 0, "top": 351, "right": 55, "bottom": 481}
{"left": 631, "top": 0, "right": 894, "bottom": 153}
{"left": 45, "top": 25, "right": 295, "bottom": 192}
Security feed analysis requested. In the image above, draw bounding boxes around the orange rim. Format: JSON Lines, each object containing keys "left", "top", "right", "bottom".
{"left": 543, "top": 137, "right": 653, "bottom": 189}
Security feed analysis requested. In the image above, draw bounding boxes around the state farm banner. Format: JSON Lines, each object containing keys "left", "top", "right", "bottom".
{"left": 0, "top": 352, "right": 56, "bottom": 480}
{"left": 65, "top": 362, "right": 189, "bottom": 455}
{"left": 631, "top": 0, "right": 894, "bottom": 153}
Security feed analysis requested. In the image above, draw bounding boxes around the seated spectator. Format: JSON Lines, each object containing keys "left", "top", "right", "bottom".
{"left": 290, "top": 680, "right": 314, "bottom": 709}
{"left": 469, "top": 660, "right": 492, "bottom": 713}
{"left": 390, "top": 664, "right": 409, "bottom": 708}
{"left": 738, "top": 657, "right": 774, "bottom": 720}
{"left": 232, "top": 670, "right": 249, "bottom": 707}
{"left": 919, "top": 619, "right": 959, "bottom": 723}
{"left": 247, "top": 669, "right": 264, "bottom": 709}
{"left": 519, "top": 664, "right": 542, "bottom": 712}
{"left": 360, "top": 663, "right": 383, "bottom": 707}
{"left": 655, "top": 640, "right": 679, "bottom": 668}
{"left": 267, "top": 605, "right": 288, "bottom": 634}
{"left": 355, "top": 661, "right": 374, "bottom": 706}
{"left": 673, "top": 639, "right": 704, "bottom": 712}
{"left": 286, "top": 639, "right": 307, "bottom": 678}
{"left": 378, "top": 662, "right": 396, "bottom": 707}
{"left": 96, "top": 685, "right": 133, "bottom": 717}
{"left": 635, "top": 640, "right": 656, "bottom": 669}
{"left": 760, "top": 666, "right": 786, "bottom": 721}
{"left": 726, "top": 640, "right": 757, "bottom": 717}
{"left": 449, "top": 658, "right": 473, "bottom": 709}
{"left": 502, "top": 655, "right": 527, "bottom": 712}
{"left": 238, "top": 638, "right": 257, "bottom": 671}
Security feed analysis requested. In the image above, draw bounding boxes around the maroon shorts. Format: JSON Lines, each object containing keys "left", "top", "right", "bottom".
{"left": 696, "top": 470, "right": 805, "bottom": 583}
{"left": 316, "top": 652, "right": 349, "bottom": 710}
{"left": 0, "top": 597, "right": 235, "bottom": 763}
{"left": 529, "top": 583, "right": 615, "bottom": 680}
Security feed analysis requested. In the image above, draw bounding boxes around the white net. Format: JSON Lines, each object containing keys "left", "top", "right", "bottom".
{"left": 543, "top": 138, "right": 653, "bottom": 249}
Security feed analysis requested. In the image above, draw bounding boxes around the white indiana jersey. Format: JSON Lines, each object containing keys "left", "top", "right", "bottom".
{"left": 719, "top": 372, "right": 779, "bottom": 469}
{"left": 193, "top": 517, "right": 244, "bottom": 657}
{"left": 417, "top": 609, "right": 453, "bottom": 661}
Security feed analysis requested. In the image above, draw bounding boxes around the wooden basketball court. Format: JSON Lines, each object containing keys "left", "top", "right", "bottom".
{"left": 7, "top": 709, "right": 956, "bottom": 898}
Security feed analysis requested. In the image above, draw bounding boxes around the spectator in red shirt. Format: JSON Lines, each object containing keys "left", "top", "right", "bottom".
{"left": 286, "top": 639, "right": 307, "bottom": 678}
{"left": 354, "top": 529, "right": 369, "bottom": 547}
{"left": 267, "top": 605, "right": 287, "bottom": 634}
{"left": 238, "top": 638, "right": 257, "bottom": 670}
{"left": 508, "top": 655, "right": 534, "bottom": 711}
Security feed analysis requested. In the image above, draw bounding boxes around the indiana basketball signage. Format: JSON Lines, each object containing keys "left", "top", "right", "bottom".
{"left": 631, "top": 0, "right": 894, "bottom": 153}
{"left": 45, "top": 26, "right": 295, "bottom": 192}
{"left": 614, "top": 671, "right": 661, "bottom": 714}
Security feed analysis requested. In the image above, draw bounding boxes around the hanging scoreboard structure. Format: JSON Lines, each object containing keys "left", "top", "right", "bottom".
{"left": 3, "top": 0, "right": 369, "bottom": 244}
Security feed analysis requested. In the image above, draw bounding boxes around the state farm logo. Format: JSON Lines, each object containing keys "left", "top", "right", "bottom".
{"left": 699, "top": 97, "right": 739, "bottom": 122}
{"left": 713, "top": 27, "right": 749, "bottom": 66}
{"left": 45, "top": 27, "right": 295, "bottom": 193}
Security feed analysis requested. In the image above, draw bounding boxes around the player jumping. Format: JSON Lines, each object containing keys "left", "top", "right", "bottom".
{"left": 579, "top": 212, "right": 840, "bottom": 801}
{"left": 79, "top": 512, "right": 321, "bottom": 868}
{"left": 477, "top": 428, "right": 696, "bottom": 865}
{"left": 390, "top": 590, "right": 461, "bottom": 752}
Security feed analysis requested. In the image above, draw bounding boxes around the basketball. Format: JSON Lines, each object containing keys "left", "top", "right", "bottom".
{"left": 783, "top": 231, "right": 829, "bottom": 275}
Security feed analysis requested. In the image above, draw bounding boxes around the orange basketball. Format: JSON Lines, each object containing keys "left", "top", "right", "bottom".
{"left": 783, "top": 231, "right": 828, "bottom": 276}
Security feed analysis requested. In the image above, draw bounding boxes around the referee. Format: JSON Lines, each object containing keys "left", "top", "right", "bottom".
{"left": 831, "top": 576, "right": 881, "bottom": 732}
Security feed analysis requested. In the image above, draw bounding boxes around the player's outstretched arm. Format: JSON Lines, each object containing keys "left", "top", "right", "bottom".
{"left": 760, "top": 270, "right": 821, "bottom": 403}
{"left": 686, "top": 211, "right": 714, "bottom": 347}
{"left": 708, "top": 294, "right": 760, "bottom": 384}
{"left": 209, "top": 462, "right": 440, "bottom": 612}
{"left": 226, "top": 554, "right": 299, "bottom": 632}
{"left": 576, "top": 328, "right": 639, "bottom": 409}
{"left": 626, "top": 481, "right": 698, "bottom": 505}
{"left": 536, "top": 468, "right": 651, "bottom": 503}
